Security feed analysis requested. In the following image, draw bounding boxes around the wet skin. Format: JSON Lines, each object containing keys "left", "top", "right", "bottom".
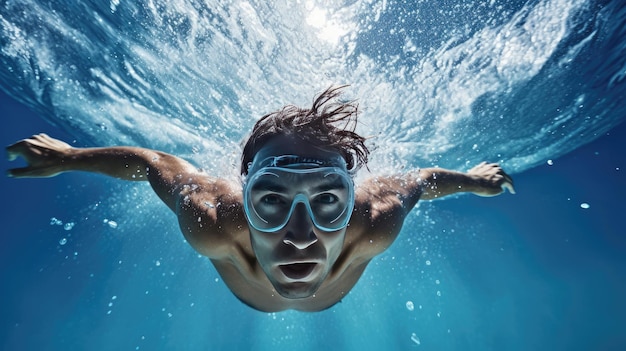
{"left": 6, "top": 133, "right": 515, "bottom": 312}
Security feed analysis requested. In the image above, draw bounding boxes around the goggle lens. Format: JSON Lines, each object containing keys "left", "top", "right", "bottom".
{"left": 244, "top": 167, "right": 354, "bottom": 232}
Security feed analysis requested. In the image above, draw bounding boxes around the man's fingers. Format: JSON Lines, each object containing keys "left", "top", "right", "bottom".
{"left": 7, "top": 167, "right": 32, "bottom": 178}
{"left": 500, "top": 170, "right": 515, "bottom": 194}
{"left": 6, "top": 149, "right": 19, "bottom": 162}
{"left": 501, "top": 172, "right": 514, "bottom": 186}
{"left": 6, "top": 141, "right": 28, "bottom": 161}
{"left": 502, "top": 181, "right": 516, "bottom": 194}
{"left": 7, "top": 166, "right": 56, "bottom": 178}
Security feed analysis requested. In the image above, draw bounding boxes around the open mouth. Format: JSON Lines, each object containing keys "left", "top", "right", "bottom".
{"left": 279, "top": 263, "right": 318, "bottom": 280}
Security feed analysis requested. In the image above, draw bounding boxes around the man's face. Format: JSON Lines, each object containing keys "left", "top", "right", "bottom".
{"left": 244, "top": 136, "right": 350, "bottom": 299}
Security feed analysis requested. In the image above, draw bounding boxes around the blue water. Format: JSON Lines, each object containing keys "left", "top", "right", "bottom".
{"left": 1, "top": 0, "right": 625, "bottom": 350}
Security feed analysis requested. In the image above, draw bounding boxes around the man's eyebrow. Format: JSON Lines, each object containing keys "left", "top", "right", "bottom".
{"left": 312, "top": 179, "right": 347, "bottom": 192}
{"left": 251, "top": 179, "right": 288, "bottom": 192}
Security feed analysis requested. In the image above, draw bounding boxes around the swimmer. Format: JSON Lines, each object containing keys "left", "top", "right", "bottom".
{"left": 6, "top": 86, "right": 514, "bottom": 312}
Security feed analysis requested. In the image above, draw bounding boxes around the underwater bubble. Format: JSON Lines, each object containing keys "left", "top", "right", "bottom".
{"left": 64, "top": 222, "right": 75, "bottom": 231}
{"left": 406, "top": 301, "right": 414, "bottom": 311}
{"left": 580, "top": 203, "right": 590, "bottom": 209}
{"left": 50, "top": 217, "right": 63, "bottom": 226}
{"left": 59, "top": 238, "right": 67, "bottom": 245}
{"left": 104, "top": 219, "right": 118, "bottom": 229}
{"left": 155, "top": 260, "right": 161, "bottom": 266}
{"left": 410, "top": 333, "right": 421, "bottom": 345}
{"left": 547, "top": 159, "right": 554, "bottom": 166}
{"left": 425, "top": 260, "right": 431, "bottom": 266}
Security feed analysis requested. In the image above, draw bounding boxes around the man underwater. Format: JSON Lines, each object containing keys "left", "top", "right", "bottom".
{"left": 6, "top": 86, "right": 514, "bottom": 312}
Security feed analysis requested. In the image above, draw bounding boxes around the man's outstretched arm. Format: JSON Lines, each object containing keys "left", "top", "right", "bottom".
{"left": 356, "top": 161, "right": 515, "bottom": 218}
{"left": 7, "top": 133, "right": 248, "bottom": 259}
{"left": 419, "top": 162, "right": 515, "bottom": 200}
{"left": 6, "top": 133, "right": 202, "bottom": 212}
{"left": 351, "top": 162, "right": 514, "bottom": 258}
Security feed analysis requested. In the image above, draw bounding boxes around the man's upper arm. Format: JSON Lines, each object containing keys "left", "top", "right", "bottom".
{"left": 174, "top": 177, "right": 248, "bottom": 259}
{"left": 140, "top": 153, "right": 248, "bottom": 258}
{"left": 350, "top": 171, "right": 423, "bottom": 256}
{"left": 140, "top": 151, "right": 207, "bottom": 212}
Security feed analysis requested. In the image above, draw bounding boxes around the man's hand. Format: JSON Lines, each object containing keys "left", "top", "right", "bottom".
{"left": 6, "top": 133, "right": 73, "bottom": 178}
{"left": 467, "top": 162, "right": 515, "bottom": 197}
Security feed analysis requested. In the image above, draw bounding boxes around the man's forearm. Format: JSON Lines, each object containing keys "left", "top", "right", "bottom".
{"left": 63, "top": 147, "right": 155, "bottom": 180}
{"left": 63, "top": 145, "right": 204, "bottom": 211}
{"left": 7, "top": 134, "right": 204, "bottom": 212}
{"left": 418, "top": 168, "right": 480, "bottom": 200}
{"left": 66, "top": 147, "right": 186, "bottom": 181}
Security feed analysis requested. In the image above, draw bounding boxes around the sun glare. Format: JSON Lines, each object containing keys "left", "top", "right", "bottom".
{"left": 305, "top": 3, "right": 347, "bottom": 45}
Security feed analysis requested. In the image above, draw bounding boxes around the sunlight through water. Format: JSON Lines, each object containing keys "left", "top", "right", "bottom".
{"left": 1, "top": 0, "right": 623, "bottom": 177}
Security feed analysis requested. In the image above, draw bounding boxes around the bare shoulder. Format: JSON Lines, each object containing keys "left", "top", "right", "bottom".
{"left": 346, "top": 173, "right": 422, "bottom": 259}
{"left": 355, "top": 173, "right": 421, "bottom": 216}
{"left": 176, "top": 176, "right": 249, "bottom": 259}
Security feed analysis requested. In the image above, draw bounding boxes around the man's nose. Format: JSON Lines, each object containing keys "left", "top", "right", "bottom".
{"left": 283, "top": 203, "right": 318, "bottom": 250}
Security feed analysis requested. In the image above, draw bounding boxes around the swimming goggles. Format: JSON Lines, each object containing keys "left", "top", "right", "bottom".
{"left": 243, "top": 155, "right": 355, "bottom": 233}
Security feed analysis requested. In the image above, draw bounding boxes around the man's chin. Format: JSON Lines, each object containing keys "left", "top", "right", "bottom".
{"left": 273, "top": 281, "right": 321, "bottom": 299}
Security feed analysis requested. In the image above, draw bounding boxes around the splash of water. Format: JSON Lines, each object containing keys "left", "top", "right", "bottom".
{"left": 1, "top": 0, "right": 624, "bottom": 176}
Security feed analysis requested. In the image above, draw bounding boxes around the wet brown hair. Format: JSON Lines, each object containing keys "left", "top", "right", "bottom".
{"left": 241, "top": 85, "right": 369, "bottom": 176}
